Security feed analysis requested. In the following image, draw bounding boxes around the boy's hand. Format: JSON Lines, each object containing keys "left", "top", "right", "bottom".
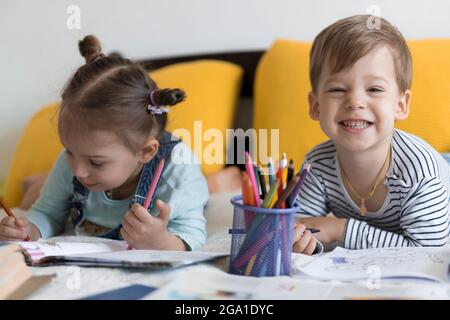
{"left": 120, "top": 200, "right": 185, "bottom": 250}
{"left": 293, "top": 223, "right": 317, "bottom": 255}
{"left": 0, "top": 217, "right": 41, "bottom": 241}
{"left": 296, "top": 216, "right": 348, "bottom": 244}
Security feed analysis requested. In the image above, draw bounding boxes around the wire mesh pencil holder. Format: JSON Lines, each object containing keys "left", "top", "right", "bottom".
{"left": 228, "top": 195, "right": 298, "bottom": 277}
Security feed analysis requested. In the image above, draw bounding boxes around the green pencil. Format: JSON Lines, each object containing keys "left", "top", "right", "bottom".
{"left": 262, "top": 179, "right": 280, "bottom": 208}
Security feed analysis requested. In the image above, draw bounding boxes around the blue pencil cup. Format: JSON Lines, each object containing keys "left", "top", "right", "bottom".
{"left": 228, "top": 195, "right": 298, "bottom": 277}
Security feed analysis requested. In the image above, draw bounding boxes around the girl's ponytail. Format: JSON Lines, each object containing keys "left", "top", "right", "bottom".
{"left": 150, "top": 88, "right": 186, "bottom": 108}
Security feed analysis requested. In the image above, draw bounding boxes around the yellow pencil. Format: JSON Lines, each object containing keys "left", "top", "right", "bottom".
{"left": 269, "top": 193, "right": 278, "bottom": 208}
{"left": 262, "top": 179, "right": 280, "bottom": 208}
{"left": 245, "top": 255, "right": 257, "bottom": 276}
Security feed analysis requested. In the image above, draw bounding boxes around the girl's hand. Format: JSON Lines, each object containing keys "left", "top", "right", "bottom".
{"left": 120, "top": 199, "right": 186, "bottom": 250}
{"left": 296, "top": 216, "right": 348, "bottom": 244}
{"left": 0, "top": 217, "right": 41, "bottom": 241}
{"left": 292, "top": 223, "right": 317, "bottom": 255}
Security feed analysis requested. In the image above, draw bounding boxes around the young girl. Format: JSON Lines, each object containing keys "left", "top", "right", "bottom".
{"left": 0, "top": 35, "right": 209, "bottom": 251}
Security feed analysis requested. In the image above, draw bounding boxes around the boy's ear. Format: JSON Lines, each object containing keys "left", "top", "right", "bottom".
{"left": 395, "top": 89, "right": 411, "bottom": 121}
{"left": 308, "top": 91, "right": 320, "bottom": 121}
{"left": 139, "top": 138, "right": 159, "bottom": 163}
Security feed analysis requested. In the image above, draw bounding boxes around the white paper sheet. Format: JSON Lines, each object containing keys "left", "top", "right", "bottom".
{"left": 296, "top": 246, "right": 450, "bottom": 282}
{"left": 145, "top": 265, "right": 450, "bottom": 300}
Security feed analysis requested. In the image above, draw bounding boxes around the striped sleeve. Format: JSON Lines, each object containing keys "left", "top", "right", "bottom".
{"left": 343, "top": 177, "right": 450, "bottom": 249}
{"left": 295, "top": 165, "right": 329, "bottom": 217}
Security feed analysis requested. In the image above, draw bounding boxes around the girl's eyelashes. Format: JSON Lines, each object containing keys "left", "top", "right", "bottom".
{"left": 89, "top": 160, "right": 104, "bottom": 167}
{"left": 65, "top": 149, "right": 106, "bottom": 168}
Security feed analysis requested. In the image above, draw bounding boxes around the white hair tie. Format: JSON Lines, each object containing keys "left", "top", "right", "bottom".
{"left": 147, "top": 105, "right": 170, "bottom": 115}
{"left": 147, "top": 90, "right": 170, "bottom": 115}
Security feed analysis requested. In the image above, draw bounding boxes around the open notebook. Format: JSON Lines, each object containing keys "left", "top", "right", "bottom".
{"left": 12, "top": 239, "right": 228, "bottom": 269}
{"left": 296, "top": 246, "right": 450, "bottom": 283}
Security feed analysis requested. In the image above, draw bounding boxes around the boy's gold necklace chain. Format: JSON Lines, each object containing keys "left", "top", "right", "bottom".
{"left": 339, "top": 146, "right": 391, "bottom": 217}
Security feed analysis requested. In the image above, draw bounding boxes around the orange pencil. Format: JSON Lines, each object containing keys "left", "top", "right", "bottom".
{"left": 280, "top": 153, "right": 288, "bottom": 188}
{"left": 0, "top": 197, "right": 31, "bottom": 241}
{"left": 241, "top": 172, "right": 250, "bottom": 205}
{"left": 241, "top": 172, "right": 255, "bottom": 229}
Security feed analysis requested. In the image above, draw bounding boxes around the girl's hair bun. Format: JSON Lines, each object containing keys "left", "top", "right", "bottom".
{"left": 153, "top": 88, "right": 186, "bottom": 106}
{"left": 79, "top": 35, "right": 104, "bottom": 63}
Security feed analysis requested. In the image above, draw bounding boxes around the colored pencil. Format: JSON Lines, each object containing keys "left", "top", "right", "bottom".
{"left": 245, "top": 152, "right": 260, "bottom": 207}
{"left": 253, "top": 164, "right": 260, "bottom": 196}
{"left": 245, "top": 255, "right": 257, "bottom": 276}
{"left": 267, "top": 158, "right": 275, "bottom": 186}
{"left": 280, "top": 153, "right": 288, "bottom": 188}
{"left": 273, "top": 173, "right": 300, "bottom": 208}
{"left": 287, "top": 163, "right": 311, "bottom": 207}
{"left": 287, "top": 159, "right": 294, "bottom": 184}
{"left": 276, "top": 166, "right": 285, "bottom": 208}
{"left": 241, "top": 172, "right": 250, "bottom": 204}
{"left": 143, "top": 158, "right": 165, "bottom": 209}
{"left": 0, "top": 197, "right": 31, "bottom": 241}
{"left": 257, "top": 166, "right": 267, "bottom": 199}
{"left": 129, "top": 158, "right": 165, "bottom": 249}
{"left": 262, "top": 179, "right": 280, "bottom": 208}
{"left": 241, "top": 171, "right": 256, "bottom": 229}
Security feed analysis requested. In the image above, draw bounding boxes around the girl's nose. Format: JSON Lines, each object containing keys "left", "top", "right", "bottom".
{"left": 72, "top": 162, "right": 89, "bottom": 179}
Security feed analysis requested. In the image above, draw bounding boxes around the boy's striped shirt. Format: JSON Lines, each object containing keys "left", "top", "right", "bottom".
{"left": 295, "top": 129, "right": 450, "bottom": 249}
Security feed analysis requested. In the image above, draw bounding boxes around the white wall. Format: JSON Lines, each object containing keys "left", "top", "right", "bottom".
{"left": 1, "top": 0, "right": 449, "bottom": 179}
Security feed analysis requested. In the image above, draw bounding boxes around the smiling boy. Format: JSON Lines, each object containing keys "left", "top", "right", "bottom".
{"left": 292, "top": 15, "right": 450, "bottom": 253}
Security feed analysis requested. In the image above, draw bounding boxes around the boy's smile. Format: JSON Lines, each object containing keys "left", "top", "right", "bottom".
{"left": 339, "top": 119, "right": 374, "bottom": 133}
{"left": 308, "top": 45, "right": 411, "bottom": 154}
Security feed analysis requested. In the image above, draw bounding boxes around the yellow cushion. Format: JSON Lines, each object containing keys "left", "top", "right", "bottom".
{"left": 254, "top": 39, "right": 325, "bottom": 169}
{"left": 396, "top": 39, "right": 450, "bottom": 152}
{"left": 151, "top": 60, "right": 243, "bottom": 174}
{"left": 3, "top": 103, "right": 63, "bottom": 207}
{"left": 254, "top": 38, "right": 450, "bottom": 171}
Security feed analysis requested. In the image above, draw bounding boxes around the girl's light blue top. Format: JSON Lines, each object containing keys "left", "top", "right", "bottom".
{"left": 26, "top": 142, "right": 209, "bottom": 250}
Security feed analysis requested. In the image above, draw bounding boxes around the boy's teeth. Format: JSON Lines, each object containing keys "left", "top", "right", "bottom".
{"left": 341, "top": 120, "right": 370, "bottom": 129}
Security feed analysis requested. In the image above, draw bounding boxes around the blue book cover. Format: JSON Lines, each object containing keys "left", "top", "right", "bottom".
{"left": 81, "top": 284, "right": 157, "bottom": 300}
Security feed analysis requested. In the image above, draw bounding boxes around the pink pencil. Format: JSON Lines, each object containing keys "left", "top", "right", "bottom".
{"left": 244, "top": 152, "right": 260, "bottom": 207}
{"left": 128, "top": 158, "right": 165, "bottom": 249}
{"left": 143, "top": 158, "right": 165, "bottom": 209}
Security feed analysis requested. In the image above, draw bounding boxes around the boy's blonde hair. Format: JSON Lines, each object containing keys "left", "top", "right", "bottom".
{"left": 309, "top": 14, "right": 412, "bottom": 93}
